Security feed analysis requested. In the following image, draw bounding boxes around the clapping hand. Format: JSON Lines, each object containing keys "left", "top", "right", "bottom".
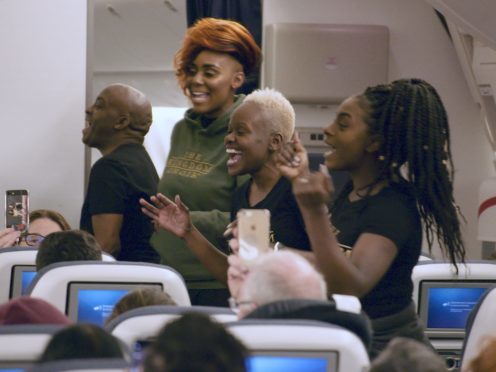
{"left": 140, "top": 193, "right": 192, "bottom": 238}
{"left": 276, "top": 131, "right": 310, "bottom": 181}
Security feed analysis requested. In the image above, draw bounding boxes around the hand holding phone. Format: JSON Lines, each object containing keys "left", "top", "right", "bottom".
{"left": 5, "top": 189, "right": 29, "bottom": 232}
{"left": 236, "top": 209, "right": 271, "bottom": 263}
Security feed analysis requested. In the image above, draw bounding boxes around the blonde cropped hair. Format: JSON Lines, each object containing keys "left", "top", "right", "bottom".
{"left": 242, "top": 88, "right": 295, "bottom": 143}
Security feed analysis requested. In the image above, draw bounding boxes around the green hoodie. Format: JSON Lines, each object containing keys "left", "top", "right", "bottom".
{"left": 150, "top": 95, "right": 248, "bottom": 289}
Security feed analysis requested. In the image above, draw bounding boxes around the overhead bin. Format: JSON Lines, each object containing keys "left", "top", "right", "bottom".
{"left": 264, "top": 23, "right": 389, "bottom": 104}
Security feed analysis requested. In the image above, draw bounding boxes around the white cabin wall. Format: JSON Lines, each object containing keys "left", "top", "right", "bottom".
{"left": 263, "top": 0, "right": 496, "bottom": 259}
{"left": 0, "top": 0, "right": 87, "bottom": 228}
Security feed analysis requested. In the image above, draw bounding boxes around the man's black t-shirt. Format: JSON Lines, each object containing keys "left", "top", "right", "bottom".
{"left": 231, "top": 177, "right": 311, "bottom": 251}
{"left": 80, "top": 143, "right": 160, "bottom": 263}
{"left": 331, "top": 182, "right": 421, "bottom": 318}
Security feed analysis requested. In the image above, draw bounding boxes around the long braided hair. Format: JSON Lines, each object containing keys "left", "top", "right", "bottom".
{"left": 357, "top": 78, "right": 465, "bottom": 268}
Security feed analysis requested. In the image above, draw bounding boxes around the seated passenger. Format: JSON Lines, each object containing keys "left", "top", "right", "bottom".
{"left": 35, "top": 230, "right": 102, "bottom": 271}
{"left": 227, "top": 250, "right": 327, "bottom": 318}
{"left": 105, "top": 287, "right": 176, "bottom": 325}
{"left": 0, "top": 297, "right": 71, "bottom": 325}
{"left": 141, "top": 88, "right": 310, "bottom": 286}
{"left": 38, "top": 324, "right": 124, "bottom": 362}
{"left": 0, "top": 209, "right": 71, "bottom": 248}
{"left": 227, "top": 233, "right": 373, "bottom": 352}
{"left": 144, "top": 312, "right": 247, "bottom": 372}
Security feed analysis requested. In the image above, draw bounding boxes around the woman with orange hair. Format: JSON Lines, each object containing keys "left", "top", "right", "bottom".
{"left": 150, "top": 18, "right": 261, "bottom": 306}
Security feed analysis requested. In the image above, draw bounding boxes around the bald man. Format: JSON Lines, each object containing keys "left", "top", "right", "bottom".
{"left": 80, "top": 84, "right": 160, "bottom": 263}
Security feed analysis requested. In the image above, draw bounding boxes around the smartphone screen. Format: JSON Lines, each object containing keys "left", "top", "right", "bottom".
{"left": 5, "top": 189, "right": 29, "bottom": 231}
{"left": 237, "top": 209, "right": 271, "bottom": 262}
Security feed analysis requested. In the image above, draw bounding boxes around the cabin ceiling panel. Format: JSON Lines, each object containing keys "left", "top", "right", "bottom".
{"left": 92, "top": 0, "right": 187, "bottom": 72}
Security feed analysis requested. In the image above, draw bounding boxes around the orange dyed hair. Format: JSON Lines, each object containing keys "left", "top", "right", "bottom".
{"left": 174, "top": 17, "right": 261, "bottom": 91}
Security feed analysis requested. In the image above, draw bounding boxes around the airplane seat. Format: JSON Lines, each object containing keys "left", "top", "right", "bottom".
{"left": 243, "top": 296, "right": 372, "bottom": 353}
{"left": 101, "top": 252, "right": 116, "bottom": 261}
{"left": 418, "top": 250, "right": 434, "bottom": 262}
{"left": 107, "top": 305, "right": 237, "bottom": 348}
{"left": 0, "top": 324, "right": 64, "bottom": 368}
{"left": 0, "top": 247, "right": 38, "bottom": 302}
{"left": 30, "top": 358, "right": 132, "bottom": 372}
{"left": 0, "top": 247, "right": 120, "bottom": 303}
{"left": 26, "top": 261, "right": 191, "bottom": 325}
{"left": 411, "top": 260, "right": 496, "bottom": 370}
{"left": 227, "top": 319, "right": 370, "bottom": 372}
{"left": 460, "top": 286, "right": 496, "bottom": 370}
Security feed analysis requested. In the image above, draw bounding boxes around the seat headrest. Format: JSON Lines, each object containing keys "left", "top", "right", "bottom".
{"left": 244, "top": 298, "right": 372, "bottom": 352}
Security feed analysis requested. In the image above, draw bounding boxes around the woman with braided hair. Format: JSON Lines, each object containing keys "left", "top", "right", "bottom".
{"left": 277, "top": 78, "right": 465, "bottom": 357}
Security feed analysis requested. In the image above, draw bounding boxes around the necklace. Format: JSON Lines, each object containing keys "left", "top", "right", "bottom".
{"left": 353, "top": 179, "right": 381, "bottom": 199}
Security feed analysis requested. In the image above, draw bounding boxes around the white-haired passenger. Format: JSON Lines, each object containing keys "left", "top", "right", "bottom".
{"left": 233, "top": 250, "right": 327, "bottom": 318}
{"left": 141, "top": 88, "right": 312, "bottom": 288}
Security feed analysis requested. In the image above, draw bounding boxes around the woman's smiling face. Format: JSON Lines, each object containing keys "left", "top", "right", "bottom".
{"left": 323, "top": 96, "right": 373, "bottom": 172}
{"left": 184, "top": 50, "right": 244, "bottom": 119}
{"left": 224, "top": 102, "right": 274, "bottom": 176}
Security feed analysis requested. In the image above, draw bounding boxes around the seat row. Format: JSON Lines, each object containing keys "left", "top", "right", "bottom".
{"left": 2, "top": 247, "right": 496, "bottom": 371}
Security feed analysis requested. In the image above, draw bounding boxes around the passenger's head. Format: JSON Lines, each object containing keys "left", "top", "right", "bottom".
{"left": 0, "top": 297, "right": 71, "bottom": 325}
{"left": 174, "top": 18, "right": 261, "bottom": 118}
{"left": 370, "top": 337, "right": 446, "bottom": 372}
{"left": 38, "top": 324, "right": 124, "bottom": 362}
{"left": 235, "top": 251, "right": 327, "bottom": 318}
{"left": 105, "top": 287, "right": 176, "bottom": 325}
{"left": 84, "top": 84, "right": 152, "bottom": 151}
{"left": 18, "top": 209, "right": 71, "bottom": 247}
{"left": 225, "top": 88, "right": 295, "bottom": 176}
{"left": 36, "top": 230, "right": 102, "bottom": 271}
{"left": 145, "top": 312, "right": 247, "bottom": 372}
{"left": 463, "top": 335, "right": 496, "bottom": 372}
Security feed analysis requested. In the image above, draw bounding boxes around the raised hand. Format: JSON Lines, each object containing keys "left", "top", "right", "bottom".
{"left": 227, "top": 254, "right": 250, "bottom": 300}
{"left": 293, "top": 164, "right": 335, "bottom": 211}
{"left": 140, "top": 193, "right": 192, "bottom": 238}
{"left": 0, "top": 228, "right": 20, "bottom": 248}
{"left": 224, "top": 220, "right": 239, "bottom": 255}
{"left": 276, "top": 131, "right": 310, "bottom": 181}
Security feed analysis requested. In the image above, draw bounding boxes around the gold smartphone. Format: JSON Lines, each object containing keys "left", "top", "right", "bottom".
{"left": 237, "top": 209, "right": 271, "bottom": 262}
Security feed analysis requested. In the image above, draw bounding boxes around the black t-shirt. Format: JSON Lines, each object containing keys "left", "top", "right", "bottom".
{"left": 231, "top": 177, "right": 311, "bottom": 251}
{"left": 331, "top": 182, "right": 421, "bottom": 318}
{"left": 80, "top": 143, "right": 160, "bottom": 263}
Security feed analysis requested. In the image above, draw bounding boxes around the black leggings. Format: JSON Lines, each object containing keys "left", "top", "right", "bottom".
{"left": 370, "top": 301, "right": 433, "bottom": 359}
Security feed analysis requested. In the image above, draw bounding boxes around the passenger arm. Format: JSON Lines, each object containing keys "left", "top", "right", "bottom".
{"left": 91, "top": 213, "right": 123, "bottom": 257}
{"left": 294, "top": 172, "right": 398, "bottom": 297}
{"left": 141, "top": 194, "right": 229, "bottom": 284}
